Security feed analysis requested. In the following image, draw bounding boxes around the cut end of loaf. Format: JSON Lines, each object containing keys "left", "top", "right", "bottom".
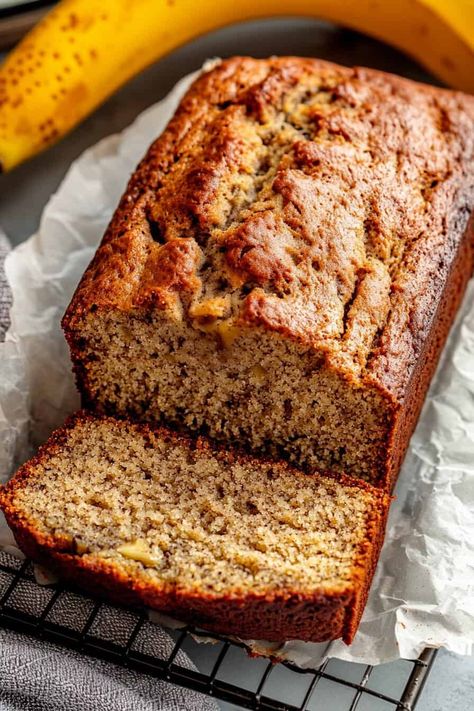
{"left": 0, "top": 413, "right": 389, "bottom": 642}
{"left": 69, "top": 311, "right": 392, "bottom": 484}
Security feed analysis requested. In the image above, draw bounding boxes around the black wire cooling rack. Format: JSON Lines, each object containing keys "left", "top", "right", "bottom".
{"left": 0, "top": 548, "right": 436, "bottom": 711}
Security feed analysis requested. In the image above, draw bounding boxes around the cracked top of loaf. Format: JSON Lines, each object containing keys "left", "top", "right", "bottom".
{"left": 64, "top": 57, "right": 474, "bottom": 400}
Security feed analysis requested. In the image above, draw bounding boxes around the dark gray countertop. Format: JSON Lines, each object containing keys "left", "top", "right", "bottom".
{"left": 1, "top": 17, "right": 473, "bottom": 711}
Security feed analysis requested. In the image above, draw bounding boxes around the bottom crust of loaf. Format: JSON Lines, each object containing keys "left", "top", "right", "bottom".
{"left": 7, "top": 523, "right": 384, "bottom": 644}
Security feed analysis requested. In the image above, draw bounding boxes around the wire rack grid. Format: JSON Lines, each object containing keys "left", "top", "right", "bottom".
{"left": 0, "top": 549, "right": 436, "bottom": 711}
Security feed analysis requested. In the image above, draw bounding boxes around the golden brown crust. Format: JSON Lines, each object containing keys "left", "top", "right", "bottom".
{"left": 63, "top": 56, "right": 474, "bottom": 385}
{"left": 0, "top": 412, "right": 390, "bottom": 643}
{"left": 62, "top": 57, "right": 474, "bottom": 488}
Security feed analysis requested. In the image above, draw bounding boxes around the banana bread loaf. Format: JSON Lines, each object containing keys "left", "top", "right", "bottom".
{"left": 0, "top": 412, "right": 389, "bottom": 643}
{"left": 62, "top": 57, "right": 474, "bottom": 488}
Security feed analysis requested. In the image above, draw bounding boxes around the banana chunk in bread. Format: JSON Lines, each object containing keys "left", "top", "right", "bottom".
{"left": 62, "top": 57, "right": 474, "bottom": 487}
{"left": 0, "top": 413, "right": 389, "bottom": 643}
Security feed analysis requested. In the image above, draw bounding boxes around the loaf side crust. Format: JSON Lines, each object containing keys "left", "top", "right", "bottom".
{"left": 384, "top": 214, "right": 474, "bottom": 487}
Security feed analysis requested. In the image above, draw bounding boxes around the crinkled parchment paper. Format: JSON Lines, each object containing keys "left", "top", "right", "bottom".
{"left": 1, "top": 64, "right": 474, "bottom": 667}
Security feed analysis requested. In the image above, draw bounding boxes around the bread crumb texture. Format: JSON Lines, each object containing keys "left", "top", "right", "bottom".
{"left": 3, "top": 417, "right": 385, "bottom": 598}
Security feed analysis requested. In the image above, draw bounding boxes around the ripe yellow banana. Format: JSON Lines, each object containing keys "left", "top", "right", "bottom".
{"left": 0, "top": 0, "right": 473, "bottom": 172}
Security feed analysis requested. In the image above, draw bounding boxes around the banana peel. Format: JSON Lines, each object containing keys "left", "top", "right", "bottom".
{"left": 0, "top": 0, "right": 473, "bottom": 172}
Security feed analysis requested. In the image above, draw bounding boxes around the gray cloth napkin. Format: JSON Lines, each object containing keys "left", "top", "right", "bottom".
{"left": 0, "top": 232, "right": 218, "bottom": 711}
{"left": 0, "top": 628, "right": 217, "bottom": 711}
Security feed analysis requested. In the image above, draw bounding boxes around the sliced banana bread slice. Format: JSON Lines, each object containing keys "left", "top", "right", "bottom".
{"left": 0, "top": 412, "right": 390, "bottom": 643}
